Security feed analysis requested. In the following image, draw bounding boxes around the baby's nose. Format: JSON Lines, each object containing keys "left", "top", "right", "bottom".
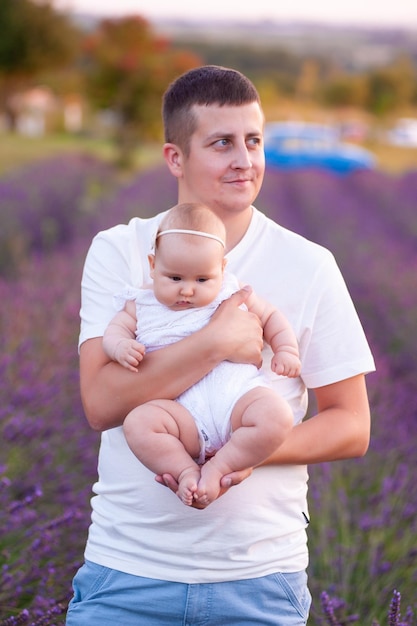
{"left": 180, "top": 282, "right": 194, "bottom": 295}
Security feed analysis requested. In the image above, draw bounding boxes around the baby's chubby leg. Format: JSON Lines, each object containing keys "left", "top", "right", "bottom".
{"left": 123, "top": 399, "right": 201, "bottom": 506}
{"left": 195, "top": 387, "right": 293, "bottom": 506}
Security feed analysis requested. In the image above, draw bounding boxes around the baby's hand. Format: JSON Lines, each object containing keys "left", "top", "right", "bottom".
{"left": 271, "top": 352, "right": 301, "bottom": 378}
{"left": 114, "top": 339, "right": 146, "bottom": 372}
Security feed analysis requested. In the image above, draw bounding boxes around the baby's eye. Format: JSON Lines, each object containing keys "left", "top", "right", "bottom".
{"left": 170, "top": 276, "right": 181, "bottom": 282}
{"left": 197, "top": 278, "right": 208, "bottom": 283}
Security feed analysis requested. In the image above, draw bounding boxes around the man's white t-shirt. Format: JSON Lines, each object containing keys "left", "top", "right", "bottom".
{"left": 79, "top": 207, "right": 375, "bottom": 583}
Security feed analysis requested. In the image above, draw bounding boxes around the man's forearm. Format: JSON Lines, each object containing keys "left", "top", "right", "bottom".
{"left": 80, "top": 330, "right": 227, "bottom": 431}
{"left": 260, "top": 375, "right": 371, "bottom": 466}
{"left": 262, "top": 408, "right": 369, "bottom": 466}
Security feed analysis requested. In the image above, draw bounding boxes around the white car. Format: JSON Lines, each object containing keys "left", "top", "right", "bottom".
{"left": 386, "top": 118, "right": 417, "bottom": 147}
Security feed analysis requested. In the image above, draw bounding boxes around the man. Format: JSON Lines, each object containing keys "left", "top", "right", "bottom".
{"left": 66, "top": 65, "right": 375, "bottom": 625}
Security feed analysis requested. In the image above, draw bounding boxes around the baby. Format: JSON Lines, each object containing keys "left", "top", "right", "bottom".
{"left": 103, "top": 202, "right": 301, "bottom": 506}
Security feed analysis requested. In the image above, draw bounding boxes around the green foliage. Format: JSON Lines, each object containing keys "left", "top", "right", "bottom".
{"left": 171, "top": 39, "right": 305, "bottom": 94}
{"left": 319, "top": 53, "right": 417, "bottom": 114}
{"left": 0, "top": 0, "right": 78, "bottom": 77}
{"left": 321, "top": 74, "right": 369, "bottom": 108}
{"left": 0, "top": 0, "right": 80, "bottom": 129}
{"left": 366, "top": 56, "right": 417, "bottom": 115}
{"left": 83, "top": 16, "right": 201, "bottom": 166}
{"left": 173, "top": 38, "right": 417, "bottom": 116}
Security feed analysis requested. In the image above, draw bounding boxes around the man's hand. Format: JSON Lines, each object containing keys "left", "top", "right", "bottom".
{"left": 210, "top": 286, "right": 264, "bottom": 368}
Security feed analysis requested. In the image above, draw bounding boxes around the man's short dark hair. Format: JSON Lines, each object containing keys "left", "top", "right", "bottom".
{"left": 162, "top": 65, "right": 261, "bottom": 154}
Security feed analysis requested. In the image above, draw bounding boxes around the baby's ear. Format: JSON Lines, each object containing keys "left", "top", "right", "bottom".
{"left": 148, "top": 254, "right": 155, "bottom": 276}
{"left": 222, "top": 257, "right": 228, "bottom": 271}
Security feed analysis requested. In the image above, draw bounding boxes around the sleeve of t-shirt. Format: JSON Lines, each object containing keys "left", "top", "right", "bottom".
{"left": 299, "top": 251, "right": 375, "bottom": 388}
{"left": 79, "top": 226, "right": 142, "bottom": 349}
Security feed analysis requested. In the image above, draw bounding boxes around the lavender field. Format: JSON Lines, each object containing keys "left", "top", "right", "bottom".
{"left": 1, "top": 155, "right": 416, "bottom": 625}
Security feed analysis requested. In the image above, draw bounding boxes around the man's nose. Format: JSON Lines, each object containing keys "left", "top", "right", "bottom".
{"left": 232, "top": 142, "right": 252, "bottom": 169}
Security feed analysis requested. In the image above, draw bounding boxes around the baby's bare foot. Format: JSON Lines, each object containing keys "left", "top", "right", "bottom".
{"left": 176, "top": 467, "right": 200, "bottom": 506}
{"left": 194, "top": 460, "right": 225, "bottom": 506}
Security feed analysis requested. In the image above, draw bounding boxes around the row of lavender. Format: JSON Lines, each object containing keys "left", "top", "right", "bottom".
{"left": 0, "top": 155, "right": 117, "bottom": 625}
{"left": 1, "top": 157, "right": 416, "bottom": 624}
{"left": 0, "top": 154, "right": 115, "bottom": 277}
{"left": 258, "top": 168, "right": 417, "bottom": 624}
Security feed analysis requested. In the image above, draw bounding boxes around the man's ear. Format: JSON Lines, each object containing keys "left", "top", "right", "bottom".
{"left": 148, "top": 254, "right": 155, "bottom": 277}
{"left": 163, "top": 143, "right": 183, "bottom": 178}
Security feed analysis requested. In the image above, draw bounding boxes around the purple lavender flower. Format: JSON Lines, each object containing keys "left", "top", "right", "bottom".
{"left": 389, "top": 590, "right": 402, "bottom": 626}
{"left": 320, "top": 591, "right": 342, "bottom": 626}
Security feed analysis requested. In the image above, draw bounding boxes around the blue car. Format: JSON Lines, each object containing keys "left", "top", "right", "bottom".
{"left": 264, "top": 122, "right": 376, "bottom": 174}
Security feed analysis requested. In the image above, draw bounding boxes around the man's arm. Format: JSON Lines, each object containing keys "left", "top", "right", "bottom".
{"left": 261, "top": 374, "right": 371, "bottom": 466}
{"left": 80, "top": 287, "right": 264, "bottom": 431}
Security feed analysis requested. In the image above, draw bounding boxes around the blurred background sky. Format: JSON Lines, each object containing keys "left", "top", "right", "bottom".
{"left": 54, "top": 0, "right": 417, "bottom": 27}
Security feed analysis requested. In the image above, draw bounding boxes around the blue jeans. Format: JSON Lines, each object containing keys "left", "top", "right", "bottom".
{"left": 66, "top": 560, "right": 311, "bottom": 625}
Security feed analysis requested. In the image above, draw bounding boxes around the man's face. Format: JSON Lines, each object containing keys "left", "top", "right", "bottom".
{"left": 172, "top": 102, "right": 265, "bottom": 221}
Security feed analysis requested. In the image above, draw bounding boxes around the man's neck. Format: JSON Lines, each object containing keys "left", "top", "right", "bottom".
{"left": 223, "top": 207, "right": 253, "bottom": 253}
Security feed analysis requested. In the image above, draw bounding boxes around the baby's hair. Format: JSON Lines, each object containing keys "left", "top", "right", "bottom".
{"left": 156, "top": 203, "right": 226, "bottom": 248}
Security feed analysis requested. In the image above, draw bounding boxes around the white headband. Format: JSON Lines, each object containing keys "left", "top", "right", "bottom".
{"left": 156, "top": 228, "right": 225, "bottom": 247}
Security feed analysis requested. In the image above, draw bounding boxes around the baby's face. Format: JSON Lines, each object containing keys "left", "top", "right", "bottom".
{"left": 149, "top": 234, "right": 226, "bottom": 310}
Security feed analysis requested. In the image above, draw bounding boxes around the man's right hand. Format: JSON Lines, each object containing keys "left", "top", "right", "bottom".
{"left": 209, "top": 285, "right": 263, "bottom": 367}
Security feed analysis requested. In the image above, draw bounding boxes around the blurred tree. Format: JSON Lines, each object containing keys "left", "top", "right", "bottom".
{"left": 83, "top": 16, "right": 201, "bottom": 167}
{"left": 321, "top": 73, "right": 369, "bottom": 108}
{"left": 296, "top": 59, "right": 320, "bottom": 101}
{"left": 366, "top": 54, "right": 417, "bottom": 115}
{"left": 170, "top": 39, "right": 304, "bottom": 97}
{"left": 0, "top": 0, "right": 79, "bottom": 130}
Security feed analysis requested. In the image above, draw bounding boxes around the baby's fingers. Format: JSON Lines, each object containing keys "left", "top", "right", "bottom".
{"left": 272, "top": 355, "right": 301, "bottom": 378}
{"left": 125, "top": 358, "right": 139, "bottom": 373}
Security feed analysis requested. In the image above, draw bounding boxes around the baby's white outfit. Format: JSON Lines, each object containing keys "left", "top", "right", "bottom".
{"left": 114, "top": 272, "right": 270, "bottom": 463}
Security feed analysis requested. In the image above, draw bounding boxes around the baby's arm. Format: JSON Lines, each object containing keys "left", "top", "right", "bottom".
{"left": 245, "top": 291, "right": 301, "bottom": 377}
{"left": 102, "top": 300, "right": 146, "bottom": 372}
